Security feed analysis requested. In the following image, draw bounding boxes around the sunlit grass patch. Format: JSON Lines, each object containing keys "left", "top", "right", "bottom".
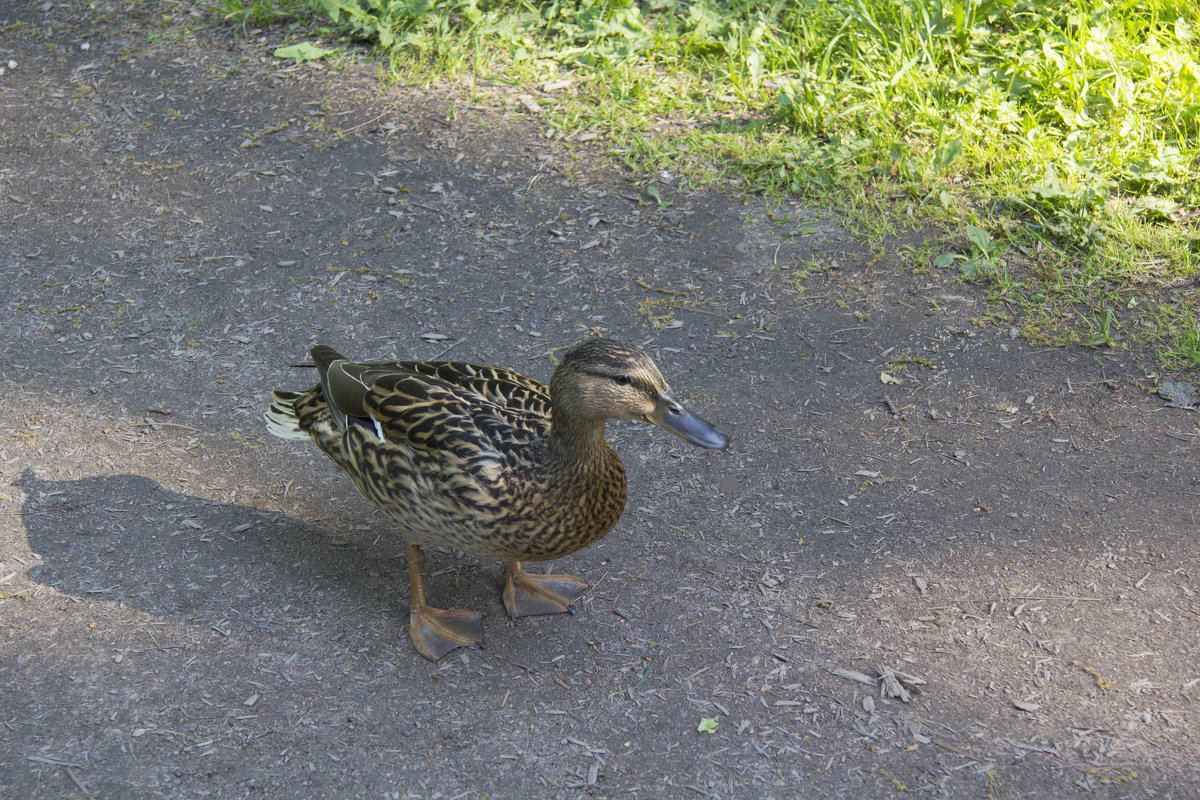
{"left": 217, "top": 0, "right": 1199, "bottom": 370}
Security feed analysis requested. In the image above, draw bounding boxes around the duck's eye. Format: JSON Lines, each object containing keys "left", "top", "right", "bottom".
{"left": 614, "top": 374, "right": 631, "bottom": 386}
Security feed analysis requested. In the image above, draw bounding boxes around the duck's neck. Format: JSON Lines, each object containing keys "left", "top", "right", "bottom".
{"left": 539, "top": 410, "right": 627, "bottom": 557}
{"left": 546, "top": 412, "right": 613, "bottom": 470}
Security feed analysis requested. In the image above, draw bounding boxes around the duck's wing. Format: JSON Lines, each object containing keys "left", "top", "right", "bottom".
{"left": 307, "top": 347, "right": 550, "bottom": 457}
{"left": 395, "top": 360, "right": 551, "bottom": 427}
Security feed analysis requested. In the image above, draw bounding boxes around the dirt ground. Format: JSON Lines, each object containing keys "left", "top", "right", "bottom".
{"left": 3, "top": 3, "right": 1200, "bottom": 798}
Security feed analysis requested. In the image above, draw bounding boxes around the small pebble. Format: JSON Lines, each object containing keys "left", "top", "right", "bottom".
{"left": 6, "top": 60, "right": 15, "bottom": 69}
{"left": 81, "top": 42, "right": 90, "bottom": 50}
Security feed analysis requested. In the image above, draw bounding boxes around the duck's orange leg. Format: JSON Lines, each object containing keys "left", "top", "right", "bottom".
{"left": 407, "top": 544, "right": 484, "bottom": 660}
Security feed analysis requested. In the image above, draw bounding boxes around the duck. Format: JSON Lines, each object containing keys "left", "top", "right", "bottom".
{"left": 264, "top": 338, "right": 728, "bottom": 660}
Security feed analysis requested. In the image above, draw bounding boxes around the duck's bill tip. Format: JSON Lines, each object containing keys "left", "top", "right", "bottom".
{"left": 646, "top": 397, "right": 729, "bottom": 450}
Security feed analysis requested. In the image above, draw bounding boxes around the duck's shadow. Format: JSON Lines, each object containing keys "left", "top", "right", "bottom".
{"left": 12, "top": 468, "right": 491, "bottom": 633}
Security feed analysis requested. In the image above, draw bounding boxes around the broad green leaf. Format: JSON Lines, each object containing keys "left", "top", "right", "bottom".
{"left": 274, "top": 43, "right": 333, "bottom": 63}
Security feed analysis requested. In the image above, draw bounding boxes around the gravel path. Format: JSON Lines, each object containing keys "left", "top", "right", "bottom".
{"left": 2, "top": 3, "right": 1199, "bottom": 798}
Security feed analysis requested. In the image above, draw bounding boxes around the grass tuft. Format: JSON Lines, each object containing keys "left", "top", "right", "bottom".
{"left": 209, "top": 0, "right": 316, "bottom": 31}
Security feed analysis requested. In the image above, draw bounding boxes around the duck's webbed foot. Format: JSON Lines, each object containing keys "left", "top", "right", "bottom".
{"left": 409, "top": 606, "right": 485, "bottom": 661}
{"left": 500, "top": 562, "right": 588, "bottom": 618}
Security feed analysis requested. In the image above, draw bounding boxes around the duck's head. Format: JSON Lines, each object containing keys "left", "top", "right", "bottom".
{"left": 550, "top": 339, "right": 729, "bottom": 450}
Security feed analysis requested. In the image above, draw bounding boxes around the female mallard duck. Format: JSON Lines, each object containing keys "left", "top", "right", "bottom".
{"left": 265, "top": 338, "right": 728, "bottom": 660}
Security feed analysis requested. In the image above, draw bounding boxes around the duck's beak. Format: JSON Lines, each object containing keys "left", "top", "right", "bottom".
{"left": 645, "top": 392, "right": 729, "bottom": 450}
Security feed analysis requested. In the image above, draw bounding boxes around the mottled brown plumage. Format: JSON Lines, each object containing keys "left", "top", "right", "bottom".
{"left": 265, "top": 338, "right": 727, "bottom": 660}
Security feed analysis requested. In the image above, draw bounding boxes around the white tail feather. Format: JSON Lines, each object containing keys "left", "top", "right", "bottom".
{"left": 264, "top": 391, "right": 311, "bottom": 441}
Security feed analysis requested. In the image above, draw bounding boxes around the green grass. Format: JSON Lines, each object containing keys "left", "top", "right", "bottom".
{"left": 209, "top": 0, "right": 316, "bottom": 31}
{"left": 214, "top": 0, "right": 1200, "bottom": 371}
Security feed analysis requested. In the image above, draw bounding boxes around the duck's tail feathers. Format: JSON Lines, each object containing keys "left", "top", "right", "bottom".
{"left": 264, "top": 390, "right": 311, "bottom": 441}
